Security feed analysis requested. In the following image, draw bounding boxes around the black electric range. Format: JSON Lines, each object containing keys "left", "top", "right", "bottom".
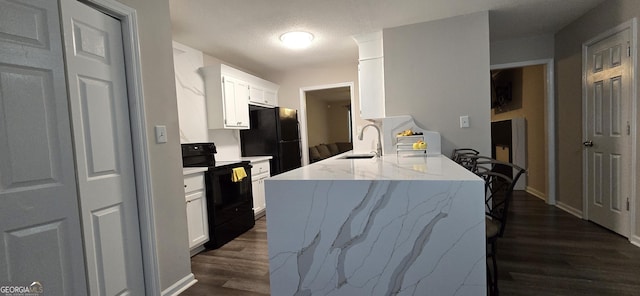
{"left": 181, "top": 143, "right": 255, "bottom": 249}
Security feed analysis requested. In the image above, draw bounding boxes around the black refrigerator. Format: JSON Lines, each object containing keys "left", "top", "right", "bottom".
{"left": 240, "top": 106, "right": 302, "bottom": 175}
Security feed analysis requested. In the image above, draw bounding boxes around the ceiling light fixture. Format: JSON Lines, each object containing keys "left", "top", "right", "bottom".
{"left": 280, "top": 31, "right": 314, "bottom": 49}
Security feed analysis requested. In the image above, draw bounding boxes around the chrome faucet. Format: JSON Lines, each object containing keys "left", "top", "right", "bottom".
{"left": 358, "top": 124, "right": 383, "bottom": 157}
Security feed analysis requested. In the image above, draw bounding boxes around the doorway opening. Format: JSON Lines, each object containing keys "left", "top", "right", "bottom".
{"left": 299, "top": 83, "right": 355, "bottom": 165}
{"left": 490, "top": 59, "right": 556, "bottom": 205}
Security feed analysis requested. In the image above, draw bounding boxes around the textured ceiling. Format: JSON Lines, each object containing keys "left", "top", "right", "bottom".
{"left": 169, "top": 0, "right": 604, "bottom": 77}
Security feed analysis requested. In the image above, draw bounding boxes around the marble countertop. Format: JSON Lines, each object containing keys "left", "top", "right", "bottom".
{"left": 269, "top": 151, "right": 480, "bottom": 181}
{"left": 241, "top": 156, "right": 273, "bottom": 163}
{"left": 214, "top": 160, "right": 245, "bottom": 167}
{"left": 182, "top": 167, "right": 208, "bottom": 175}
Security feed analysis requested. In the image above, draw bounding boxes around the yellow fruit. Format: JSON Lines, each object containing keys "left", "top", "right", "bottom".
{"left": 419, "top": 142, "right": 427, "bottom": 150}
{"left": 412, "top": 142, "right": 419, "bottom": 149}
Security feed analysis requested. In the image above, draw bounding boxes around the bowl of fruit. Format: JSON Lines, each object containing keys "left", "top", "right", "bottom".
{"left": 396, "top": 129, "right": 423, "bottom": 137}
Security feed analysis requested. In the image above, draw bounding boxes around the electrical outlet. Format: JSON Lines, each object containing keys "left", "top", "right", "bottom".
{"left": 460, "top": 116, "right": 470, "bottom": 128}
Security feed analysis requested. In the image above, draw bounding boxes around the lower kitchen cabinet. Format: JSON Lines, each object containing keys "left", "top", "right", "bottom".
{"left": 251, "top": 175, "right": 267, "bottom": 217}
{"left": 249, "top": 158, "right": 271, "bottom": 218}
{"left": 184, "top": 171, "right": 209, "bottom": 254}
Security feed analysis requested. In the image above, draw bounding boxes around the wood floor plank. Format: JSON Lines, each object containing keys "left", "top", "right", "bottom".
{"left": 181, "top": 192, "right": 640, "bottom": 295}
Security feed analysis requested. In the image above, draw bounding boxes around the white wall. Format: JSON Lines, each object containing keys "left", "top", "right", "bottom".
{"left": 383, "top": 11, "right": 492, "bottom": 157}
{"left": 116, "top": 0, "right": 191, "bottom": 291}
{"left": 490, "top": 34, "right": 554, "bottom": 65}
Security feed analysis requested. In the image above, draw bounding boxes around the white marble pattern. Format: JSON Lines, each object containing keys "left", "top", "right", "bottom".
{"left": 266, "top": 154, "right": 485, "bottom": 295}
{"left": 173, "top": 41, "right": 209, "bottom": 143}
{"left": 208, "top": 129, "right": 242, "bottom": 160}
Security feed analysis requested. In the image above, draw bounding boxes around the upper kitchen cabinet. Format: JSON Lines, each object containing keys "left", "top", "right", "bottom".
{"left": 200, "top": 63, "right": 251, "bottom": 129}
{"left": 201, "top": 63, "right": 279, "bottom": 129}
{"left": 249, "top": 78, "right": 279, "bottom": 108}
{"left": 353, "top": 31, "right": 385, "bottom": 119}
{"left": 222, "top": 75, "right": 250, "bottom": 128}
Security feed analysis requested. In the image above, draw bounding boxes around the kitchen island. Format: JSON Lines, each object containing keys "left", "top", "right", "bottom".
{"left": 264, "top": 152, "right": 486, "bottom": 296}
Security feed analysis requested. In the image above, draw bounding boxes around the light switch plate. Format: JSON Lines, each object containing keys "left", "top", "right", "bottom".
{"left": 155, "top": 125, "right": 167, "bottom": 143}
{"left": 460, "top": 116, "right": 470, "bottom": 128}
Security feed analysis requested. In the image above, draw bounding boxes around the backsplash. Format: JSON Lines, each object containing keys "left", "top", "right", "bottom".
{"left": 208, "top": 129, "right": 242, "bottom": 160}
{"left": 173, "top": 41, "right": 208, "bottom": 143}
{"left": 173, "top": 41, "right": 244, "bottom": 160}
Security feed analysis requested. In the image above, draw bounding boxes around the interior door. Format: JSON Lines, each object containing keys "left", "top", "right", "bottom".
{"left": 61, "top": 1, "right": 145, "bottom": 294}
{"left": 0, "top": 1, "right": 88, "bottom": 294}
{"left": 585, "top": 28, "right": 631, "bottom": 237}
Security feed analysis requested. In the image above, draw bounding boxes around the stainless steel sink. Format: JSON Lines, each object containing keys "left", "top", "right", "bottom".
{"left": 339, "top": 154, "right": 375, "bottom": 159}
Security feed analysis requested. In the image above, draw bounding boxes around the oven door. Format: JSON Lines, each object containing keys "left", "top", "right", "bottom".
{"left": 205, "top": 164, "right": 253, "bottom": 226}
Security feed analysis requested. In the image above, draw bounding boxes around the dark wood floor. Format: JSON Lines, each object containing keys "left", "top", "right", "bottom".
{"left": 181, "top": 192, "right": 640, "bottom": 295}
{"left": 497, "top": 191, "right": 640, "bottom": 295}
{"left": 181, "top": 218, "right": 270, "bottom": 296}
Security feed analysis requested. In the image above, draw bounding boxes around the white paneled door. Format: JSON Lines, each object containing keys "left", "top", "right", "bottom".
{"left": 585, "top": 27, "right": 632, "bottom": 237}
{"left": 61, "top": 1, "right": 145, "bottom": 295}
{"left": 0, "top": 0, "right": 88, "bottom": 294}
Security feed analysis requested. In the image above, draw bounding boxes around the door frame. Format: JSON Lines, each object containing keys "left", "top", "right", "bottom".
{"left": 582, "top": 18, "right": 638, "bottom": 244}
{"left": 72, "top": 0, "right": 161, "bottom": 294}
{"left": 490, "top": 59, "right": 557, "bottom": 206}
{"left": 299, "top": 82, "right": 356, "bottom": 165}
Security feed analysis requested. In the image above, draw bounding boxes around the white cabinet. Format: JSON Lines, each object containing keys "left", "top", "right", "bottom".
{"left": 249, "top": 85, "right": 278, "bottom": 107}
{"left": 251, "top": 178, "right": 266, "bottom": 216}
{"left": 246, "top": 69, "right": 279, "bottom": 107}
{"left": 249, "top": 159, "right": 271, "bottom": 218}
{"left": 200, "top": 64, "right": 250, "bottom": 129}
{"left": 222, "top": 75, "right": 250, "bottom": 128}
{"left": 353, "top": 31, "right": 385, "bottom": 119}
{"left": 358, "top": 57, "right": 385, "bottom": 119}
{"left": 264, "top": 89, "right": 277, "bottom": 106}
{"left": 201, "top": 63, "right": 279, "bottom": 128}
{"left": 183, "top": 172, "right": 208, "bottom": 252}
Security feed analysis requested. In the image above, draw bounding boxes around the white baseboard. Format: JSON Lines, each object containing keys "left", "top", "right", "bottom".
{"left": 255, "top": 208, "right": 266, "bottom": 219}
{"left": 555, "top": 201, "right": 583, "bottom": 219}
{"left": 525, "top": 186, "right": 546, "bottom": 201}
{"left": 631, "top": 235, "right": 640, "bottom": 248}
{"left": 190, "top": 244, "right": 206, "bottom": 257}
{"left": 162, "top": 273, "right": 197, "bottom": 296}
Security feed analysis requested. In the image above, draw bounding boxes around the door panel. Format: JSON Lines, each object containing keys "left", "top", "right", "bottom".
{"left": 77, "top": 76, "right": 119, "bottom": 175}
{"left": 0, "top": 66, "right": 61, "bottom": 187}
{"left": 0, "top": 0, "right": 87, "bottom": 294}
{"left": 585, "top": 28, "right": 631, "bottom": 236}
{"left": 0, "top": 0, "right": 50, "bottom": 48}
{"left": 61, "top": 1, "right": 145, "bottom": 294}
{"left": 92, "top": 205, "right": 128, "bottom": 295}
